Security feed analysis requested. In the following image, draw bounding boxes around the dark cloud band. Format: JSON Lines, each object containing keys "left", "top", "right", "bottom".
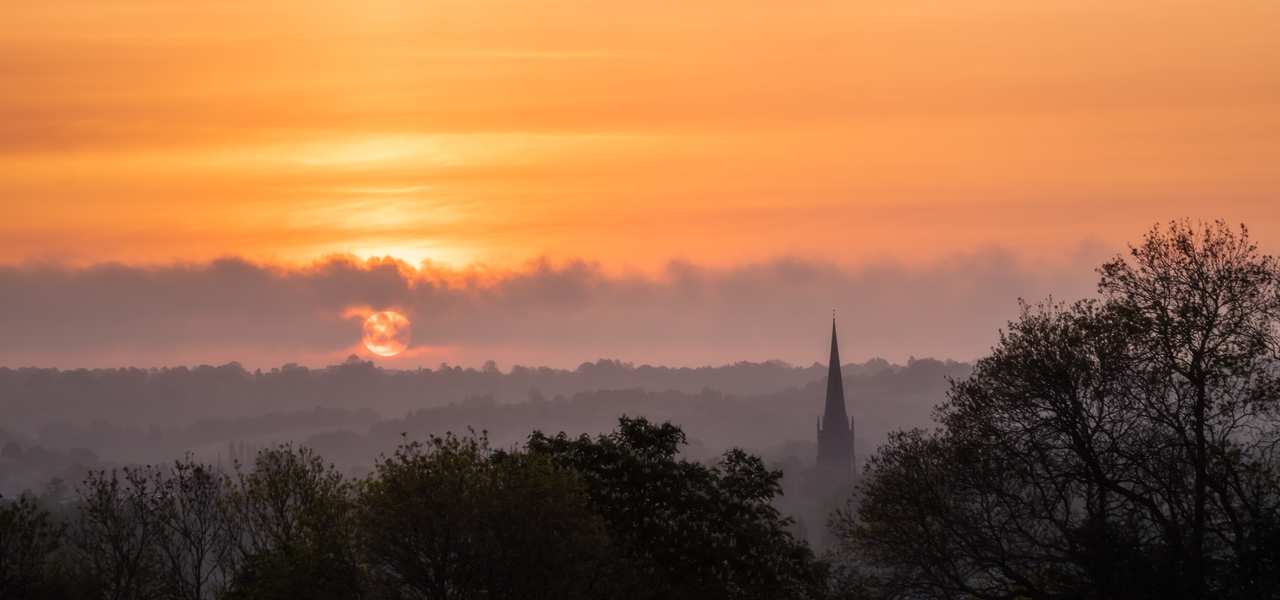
{"left": 0, "top": 250, "right": 1103, "bottom": 368}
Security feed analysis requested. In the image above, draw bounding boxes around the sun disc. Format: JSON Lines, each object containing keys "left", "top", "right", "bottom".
{"left": 362, "top": 310, "right": 411, "bottom": 357}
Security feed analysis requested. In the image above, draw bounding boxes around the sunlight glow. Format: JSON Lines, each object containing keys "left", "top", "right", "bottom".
{"left": 293, "top": 136, "right": 451, "bottom": 168}
{"left": 362, "top": 310, "right": 412, "bottom": 358}
{"left": 3, "top": 1, "right": 1279, "bottom": 270}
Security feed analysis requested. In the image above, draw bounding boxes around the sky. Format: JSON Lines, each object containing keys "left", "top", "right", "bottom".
{"left": 3, "top": 1, "right": 1279, "bottom": 368}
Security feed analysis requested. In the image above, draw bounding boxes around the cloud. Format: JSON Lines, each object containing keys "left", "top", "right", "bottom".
{"left": 0, "top": 249, "right": 1107, "bottom": 369}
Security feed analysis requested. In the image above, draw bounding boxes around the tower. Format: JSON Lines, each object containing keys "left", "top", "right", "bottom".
{"left": 816, "top": 319, "right": 854, "bottom": 479}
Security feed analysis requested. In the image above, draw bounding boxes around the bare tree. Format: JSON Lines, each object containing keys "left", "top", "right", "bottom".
{"left": 1098, "top": 220, "right": 1280, "bottom": 598}
{"left": 150, "top": 456, "right": 234, "bottom": 600}
{"left": 75, "top": 467, "right": 166, "bottom": 600}
{"left": 0, "top": 493, "right": 65, "bottom": 598}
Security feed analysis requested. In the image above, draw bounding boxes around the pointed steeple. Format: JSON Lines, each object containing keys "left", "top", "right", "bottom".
{"left": 817, "top": 318, "right": 853, "bottom": 479}
{"left": 823, "top": 319, "right": 848, "bottom": 427}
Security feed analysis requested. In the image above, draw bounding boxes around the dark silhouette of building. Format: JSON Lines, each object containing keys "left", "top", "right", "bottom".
{"left": 816, "top": 319, "right": 854, "bottom": 480}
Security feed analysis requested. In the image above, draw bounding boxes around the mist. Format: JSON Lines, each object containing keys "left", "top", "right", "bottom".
{"left": 0, "top": 248, "right": 1104, "bottom": 496}
{"left": 0, "top": 356, "right": 967, "bottom": 496}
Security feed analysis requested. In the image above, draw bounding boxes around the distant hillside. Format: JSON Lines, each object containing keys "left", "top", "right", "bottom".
{"left": 0, "top": 357, "right": 970, "bottom": 495}
{"left": 0, "top": 356, "right": 918, "bottom": 428}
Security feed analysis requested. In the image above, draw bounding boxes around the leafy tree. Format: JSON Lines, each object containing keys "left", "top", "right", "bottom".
{"left": 835, "top": 221, "right": 1280, "bottom": 600}
{"left": 221, "top": 444, "right": 363, "bottom": 600}
{"left": 358, "top": 432, "right": 609, "bottom": 600}
{"left": 528, "top": 416, "right": 827, "bottom": 600}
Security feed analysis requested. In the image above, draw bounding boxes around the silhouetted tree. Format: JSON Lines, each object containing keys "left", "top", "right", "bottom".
{"left": 222, "top": 444, "right": 363, "bottom": 600}
{"left": 1098, "top": 220, "right": 1280, "bottom": 598}
{"left": 358, "top": 432, "right": 609, "bottom": 600}
{"left": 0, "top": 493, "right": 65, "bottom": 598}
{"left": 150, "top": 457, "right": 234, "bottom": 600}
{"left": 73, "top": 459, "right": 241, "bottom": 600}
{"left": 528, "top": 416, "right": 828, "bottom": 600}
{"left": 75, "top": 466, "right": 167, "bottom": 600}
{"left": 835, "top": 221, "right": 1280, "bottom": 600}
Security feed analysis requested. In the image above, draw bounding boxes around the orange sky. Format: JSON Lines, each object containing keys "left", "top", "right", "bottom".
{"left": 4, "top": 0, "right": 1280, "bottom": 272}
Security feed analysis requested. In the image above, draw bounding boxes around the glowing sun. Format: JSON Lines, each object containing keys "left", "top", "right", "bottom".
{"left": 362, "top": 310, "right": 412, "bottom": 357}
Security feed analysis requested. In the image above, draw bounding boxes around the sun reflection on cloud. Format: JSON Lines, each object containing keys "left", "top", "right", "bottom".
{"left": 347, "top": 243, "right": 477, "bottom": 268}
{"left": 279, "top": 187, "right": 478, "bottom": 267}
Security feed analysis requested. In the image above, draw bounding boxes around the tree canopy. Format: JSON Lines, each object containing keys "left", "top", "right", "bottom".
{"left": 0, "top": 418, "right": 827, "bottom": 600}
{"left": 836, "top": 221, "right": 1280, "bottom": 600}
{"left": 529, "top": 417, "right": 827, "bottom": 600}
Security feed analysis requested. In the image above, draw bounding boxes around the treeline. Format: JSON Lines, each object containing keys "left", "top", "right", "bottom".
{"left": 0, "top": 417, "right": 833, "bottom": 600}
{"left": 0, "top": 356, "right": 891, "bottom": 429}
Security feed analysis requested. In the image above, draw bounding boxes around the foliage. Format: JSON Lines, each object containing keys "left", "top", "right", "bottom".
{"left": 32, "top": 421, "right": 827, "bottom": 600}
{"left": 222, "top": 444, "right": 363, "bottom": 600}
{"left": 529, "top": 416, "right": 828, "bottom": 600}
{"left": 358, "top": 431, "right": 609, "bottom": 600}
{"left": 836, "top": 221, "right": 1280, "bottom": 600}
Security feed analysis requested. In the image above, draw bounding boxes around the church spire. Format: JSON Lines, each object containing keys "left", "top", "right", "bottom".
{"left": 817, "top": 318, "right": 853, "bottom": 478}
{"left": 823, "top": 318, "right": 848, "bottom": 426}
